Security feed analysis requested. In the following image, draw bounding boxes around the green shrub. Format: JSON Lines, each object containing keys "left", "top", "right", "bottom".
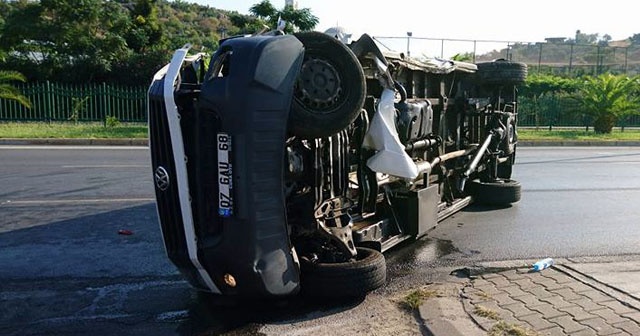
{"left": 105, "top": 115, "right": 120, "bottom": 128}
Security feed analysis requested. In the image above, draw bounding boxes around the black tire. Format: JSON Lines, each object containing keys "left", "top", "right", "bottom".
{"left": 476, "top": 59, "right": 527, "bottom": 85}
{"left": 467, "top": 179, "right": 521, "bottom": 205}
{"left": 301, "top": 247, "right": 386, "bottom": 298}
{"left": 290, "top": 31, "right": 366, "bottom": 139}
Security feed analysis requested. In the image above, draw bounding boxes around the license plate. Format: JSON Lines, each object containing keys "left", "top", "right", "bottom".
{"left": 217, "top": 133, "right": 233, "bottom": 217}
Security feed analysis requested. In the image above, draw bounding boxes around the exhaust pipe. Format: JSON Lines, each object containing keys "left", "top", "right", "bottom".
{"left": 414, "top": 146, "right": 477, "bottom": 181}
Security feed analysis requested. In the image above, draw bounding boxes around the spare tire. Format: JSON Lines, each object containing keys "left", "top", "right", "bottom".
{"left": 290, "top": 32, "right": 366, "bottom": 139}
{"left": 476, "top": 59, "right": 527, "bottom": 85}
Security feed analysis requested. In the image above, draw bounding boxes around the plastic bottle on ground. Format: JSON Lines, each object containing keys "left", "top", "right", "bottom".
{"left": 531, "top": 258, "right": 554, "bottom": 272}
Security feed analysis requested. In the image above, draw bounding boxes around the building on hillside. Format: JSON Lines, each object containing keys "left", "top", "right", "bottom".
{"left": 544, "top": 37, "right": 567, "bottom": 44}
{"left": 609, "top": 40, "right": 631, "bottom": 48}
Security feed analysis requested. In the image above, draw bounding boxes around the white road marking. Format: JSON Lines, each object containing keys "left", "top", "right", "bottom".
{"left": 156, "top": 310, "right": 190, "bottom": 322}
{"left": 1, "top": 198, "right": 154, "bottom": 206}
{"left": 61, "top": 165, "right": 147, "bottom": 168}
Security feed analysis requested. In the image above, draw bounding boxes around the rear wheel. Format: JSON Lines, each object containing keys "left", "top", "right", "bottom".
{"left": 290, "top": 32, "right": 366, "bottom": 139}
{"left": 467, "top": 179, "right": 521, "bottom": 205}
{"left": 300, "top": 247, "right": 386, "bottom": 298}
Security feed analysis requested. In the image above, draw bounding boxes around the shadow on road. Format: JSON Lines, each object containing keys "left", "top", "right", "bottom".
{"left": 178, "top": 293, "right": 364, "bottom": 335}
{"left": 0, "top": 203, "right": 369, "bottom": 335}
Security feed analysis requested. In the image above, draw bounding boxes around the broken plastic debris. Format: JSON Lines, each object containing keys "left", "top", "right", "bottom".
{"left": 118, "top": 229, "right": 133, "bottom": 235}
{"left": 362, "top": 88, "right": 419, "bottom": 179}
{"left": 531, "top": 258, "right": 554, "bottom": 272}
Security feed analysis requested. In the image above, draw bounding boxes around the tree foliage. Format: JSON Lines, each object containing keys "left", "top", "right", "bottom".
{"left": 0, "top": 0, "right": 294, "bottom": 84}
{"left": 572, "top": 74, "right": 640, "bottom": 133}
{"left": 0, "top": 70, "right": 31, "bottom": 108}
{"left": 521, "top": 73, "right": 579, "bottom": 97}
{"left": 450, "top": 52, "right": 475, "bottom": 62}
{"left": 518, "top": 74, "right": 640, "bottom": 131}
{"left": 517, "top": 74, "right": 581, "bottom": 128}
{"left": 249, "top": 0, "right": 318, "bottom": 33}
{"left": 125, "top": 0, "right": 165, "bottom": 53}
{"left": 1, "top": 0, "right": 131, "bottom": 82}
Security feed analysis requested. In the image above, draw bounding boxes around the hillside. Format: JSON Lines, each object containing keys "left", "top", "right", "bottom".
{"left": 156, "top": 0, "right": 261, "bottom": 51}
{"left": 476, "top": 38, "right": 640, "bottom": 76}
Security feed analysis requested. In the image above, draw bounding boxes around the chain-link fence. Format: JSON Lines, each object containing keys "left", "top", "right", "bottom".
{"left": 374, "top": 35, "right": 640, "bottom": 76}
{"left": 374, "top": 35, "right": 640, "bottom": 128}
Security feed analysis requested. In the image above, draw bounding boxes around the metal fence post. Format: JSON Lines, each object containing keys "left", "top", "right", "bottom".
{"left": 102, "top": 82, "right": 108, "bottom": 127}
{"left": 144, "top": 86, "right": 148, "bottom": 123}
{"left": 46, "top": 81, "right": 52, "bottom": 124}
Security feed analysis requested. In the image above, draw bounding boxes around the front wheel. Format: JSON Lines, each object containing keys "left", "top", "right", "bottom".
{"left": 300, "top": 247, "right": 386, "bottom": 298}
{"left": 289, "top": 32, "right": 366, "bottom": 139}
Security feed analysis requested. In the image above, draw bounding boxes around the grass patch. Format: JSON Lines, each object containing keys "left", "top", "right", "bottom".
{"left": 473, "top": 290, "right": 492, "bottom": 300}
{"left": 400, "top": 289, "right": 439, "bottom": 310}
{"left": 0, "top": 122, "right": 148, "bottom": 139}
{"left": 3, "top": 122, "right": 640, "bottom": 142}
{"left": 473, "top": 305, "right": 501, "bottom": 320}
{"left": 488, "top": 321, "right": 539, "bottom": 336}
{"left": 518, "top": 128, "right": 640, "bottom": 141}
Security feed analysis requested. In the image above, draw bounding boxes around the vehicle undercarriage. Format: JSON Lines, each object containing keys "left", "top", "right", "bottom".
{"left": 148, "top": 30, "right": 527, "bottom": 298}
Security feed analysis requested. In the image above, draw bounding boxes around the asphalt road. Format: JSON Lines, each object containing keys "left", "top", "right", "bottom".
{"left": 431, "top": 146, "right": 640, "bottom": 260}
{"left": 2, "top": 146, "right": 640, "bottom": 335}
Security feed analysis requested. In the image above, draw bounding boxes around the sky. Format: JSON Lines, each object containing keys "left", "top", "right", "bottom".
{"left": 195, "top": 0, "right": 639, "bottom": 57}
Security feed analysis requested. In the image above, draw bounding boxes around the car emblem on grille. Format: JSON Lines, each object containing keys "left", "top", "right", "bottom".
{"left": 154, "top": 166, "right": 170, "bottom": 191}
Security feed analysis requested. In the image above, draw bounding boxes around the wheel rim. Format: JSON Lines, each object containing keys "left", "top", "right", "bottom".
{"left": 294, "top": 57, "right": 343, "bottom": 114}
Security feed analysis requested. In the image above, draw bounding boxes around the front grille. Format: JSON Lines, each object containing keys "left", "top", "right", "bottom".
{"left": 178, "top": 102, "right": 224, "bottom": 243}
{"left": 148, "top": 79, "right": 188, "bottom": 258}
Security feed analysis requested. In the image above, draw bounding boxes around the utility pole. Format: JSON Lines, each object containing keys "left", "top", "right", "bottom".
{"left": 538, "top": 43, "right": 543, "bottom": 73}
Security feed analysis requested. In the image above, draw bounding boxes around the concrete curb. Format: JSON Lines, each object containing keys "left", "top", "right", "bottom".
{"left": 518, "top": 140, "right": 640, "bottom": 147}
{"left": 418, "top": 282, "right": 485, "bottom": 336}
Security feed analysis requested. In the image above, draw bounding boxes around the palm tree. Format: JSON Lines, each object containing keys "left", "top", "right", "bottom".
{"left": 249, "top": 0, "right": 318, "bottom": 33}
{"left": 573, "top": 74, "right": 640, "bottom": 133}
{"left": 0, "top": 71, "right": 31, "bottom": 108}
